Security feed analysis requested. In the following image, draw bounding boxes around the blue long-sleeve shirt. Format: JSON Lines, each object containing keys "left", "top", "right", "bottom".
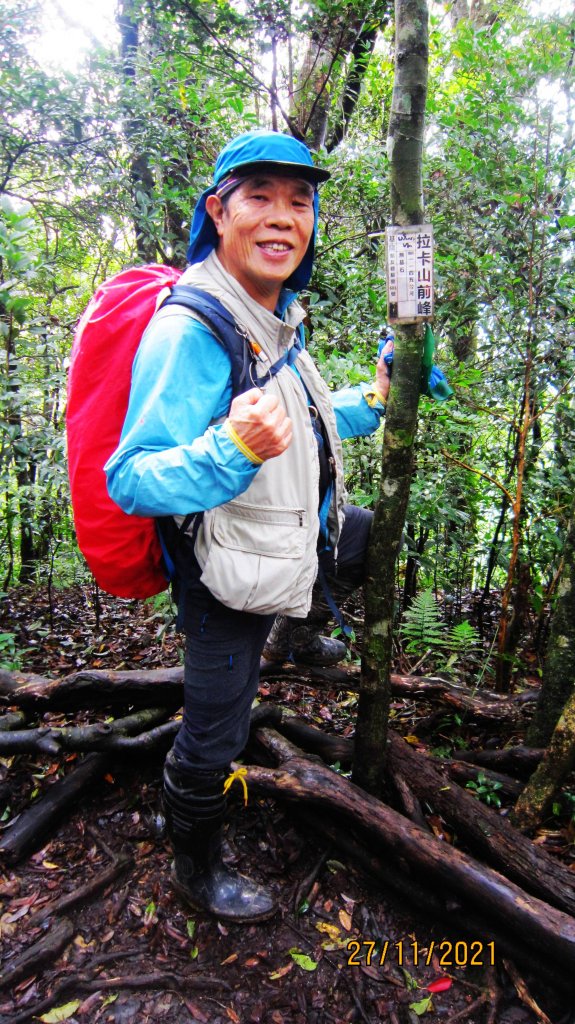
{"left": 105, "top": 312, "right": 384, "bottom": 518}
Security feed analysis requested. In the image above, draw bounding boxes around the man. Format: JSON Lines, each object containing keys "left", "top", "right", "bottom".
{"left": 105, "top": 130, "right": 391, "bottom": 923}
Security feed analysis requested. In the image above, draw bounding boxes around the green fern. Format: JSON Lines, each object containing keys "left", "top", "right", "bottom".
{"left": 400, "top": 589, "right": 445, "bottom": 656}
{"left": 447, "top": 621, "right": 480, "bottom": 659}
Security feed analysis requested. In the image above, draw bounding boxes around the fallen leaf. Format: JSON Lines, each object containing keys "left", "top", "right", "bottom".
{"left": 362, "top": 962, "right": 403, "bottom": 985}
{"left": 221, "top": 953, "right": 238, "bottom": 965}
{"left": 0, "top": 878, "right": 20, "bottom": 898}
{"left": 321, "top": 939, "right": 348, "bottom": 950}
{"left": 244, "top": 957, "right": 260, "bottom": 967}
{"left": 315, "top": 922, "right": 340, "bottom": 941}
{"left": 183, "top": 1001, "right": 210, "bottom": 1023}
{"left": 288, "top": 948, "right": 318, "bottom": 972}
{"left": 78, "top": 992, "right": 103, "bottom": 1014}
{"left": 164, "top": 921, "right": 188, "bottom": 946}
{"left": 1, "top": 905, "right": 31, "bottom": 924}
{"left": 402, "top": 968, "right": 419, "bottom": 991}
{"left": 38, "top": 1001, "right": 81, "bottom": 1022}
{"left": 226, "top": 1008, "right": 240, "bottom": 1023}
{"left": 136, "top": 842, "right": 154, "bottom": 855}
{"left": 269, "top": 963, "right": 293, "bottom": 980}
{"left": 338, "top": 909, "right": 353, "bottom": 931}
{"left": 410, "top": 995, "right": 433, "bottom": 1016}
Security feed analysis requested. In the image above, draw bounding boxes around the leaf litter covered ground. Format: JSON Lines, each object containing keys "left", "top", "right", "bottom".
{"left": 0, "top": 585, "right": 571, "bottom": 1024}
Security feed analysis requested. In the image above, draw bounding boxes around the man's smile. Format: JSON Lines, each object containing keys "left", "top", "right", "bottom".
{"left": 257, "top": 241, "right": 293, "bottom": 252}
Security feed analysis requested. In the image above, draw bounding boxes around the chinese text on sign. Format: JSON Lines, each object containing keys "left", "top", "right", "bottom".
{"left": 386, "top": 226, "right": 434, "bottom": 324}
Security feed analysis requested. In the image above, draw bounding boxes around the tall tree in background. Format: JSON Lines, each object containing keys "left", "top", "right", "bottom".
{"left": 352, "top": 0, "right": 429, "bottom": 796}
{"left": 117, "top": 0, "right": 157, "bottom": 264}
{"left": 511, "top": 497, "right": 575, "bottom": 830}
{"left": 289, "top": 0, "right": 391, "bottom": 150}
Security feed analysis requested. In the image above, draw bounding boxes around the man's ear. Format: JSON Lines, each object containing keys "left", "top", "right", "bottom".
{"left": 205, "top": 194, "right": 225, "bottom": 237}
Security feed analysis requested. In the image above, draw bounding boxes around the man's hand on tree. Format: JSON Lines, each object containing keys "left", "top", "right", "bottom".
{"left": 375, "top": 338, "right": 394, "bottom": 404}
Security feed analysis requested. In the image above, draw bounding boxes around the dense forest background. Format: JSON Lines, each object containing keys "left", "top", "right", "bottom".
{"left": 1, "top": 0, "right": 574, "bottom": 701}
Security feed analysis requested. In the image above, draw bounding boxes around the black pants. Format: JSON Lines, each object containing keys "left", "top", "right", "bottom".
{"left": 172, "top": 505, "right": 372, "bottom": 772}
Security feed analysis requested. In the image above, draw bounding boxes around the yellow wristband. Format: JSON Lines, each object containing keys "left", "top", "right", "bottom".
{"left": 224, "top": 420, "right": 264, "bottom": 465}
{"left": 363, "top": 386, "right": 386, "bottom": 409}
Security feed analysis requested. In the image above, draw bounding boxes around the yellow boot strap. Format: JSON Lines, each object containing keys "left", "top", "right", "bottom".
{"left": 223, "top": 767, "right": 249, "bottom": 807}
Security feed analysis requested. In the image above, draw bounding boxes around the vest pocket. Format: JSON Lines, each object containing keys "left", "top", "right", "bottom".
{"left": 198, "top": 501, "right": 309, "bottom": 614}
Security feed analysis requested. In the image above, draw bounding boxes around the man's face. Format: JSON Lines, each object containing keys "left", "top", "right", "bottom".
{"left": 205, "top": 175, "right": 315, "bottom": 310}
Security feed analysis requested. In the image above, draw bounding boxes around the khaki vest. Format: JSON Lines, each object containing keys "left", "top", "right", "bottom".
{"left": 171, "top": 252, "right": 346, "bottom": 617}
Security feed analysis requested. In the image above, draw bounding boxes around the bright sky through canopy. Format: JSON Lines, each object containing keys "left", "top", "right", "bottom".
{"left": 32, "top": 0, "right": 118, "bottom": 69}
{"left": 33, "top": 0, "right": 573, "bottom": 71}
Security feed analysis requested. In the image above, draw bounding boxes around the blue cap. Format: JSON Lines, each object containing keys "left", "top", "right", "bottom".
{"left": 186, "top": 130, "right": 329, "bottom": 291}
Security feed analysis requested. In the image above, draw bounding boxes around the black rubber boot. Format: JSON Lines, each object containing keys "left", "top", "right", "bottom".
{"left": 262, "top": 614, "right": 347, "bottom": 666}
{"left": 163, "top": 751, "right": 276, "bottom": 923}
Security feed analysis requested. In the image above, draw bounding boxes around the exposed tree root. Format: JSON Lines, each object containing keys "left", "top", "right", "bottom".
{"left": 0, "top": 916, "right": 74, "bottom": 991}
{"left": 0, "top": 753, "right": 108, "bottom": 864}
{"left": 245, "top": 726, "right": 575, "bottom": 984}
{"left": 0, "top": 664, "right": 527, "bottom": 723}
{"left": 250, "top": 706, "right": 575, "bottom": 920}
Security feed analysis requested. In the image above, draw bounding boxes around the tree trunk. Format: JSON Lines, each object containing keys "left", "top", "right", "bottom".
{"left": 117, "top": 0, "right": 157, "bottom": 263}
{"left": 290, "top": 6, "right": 389, "bottom": 150}
{"left": 326, "top": 18, "right": 386, "bottom": 151}
{"left": 513, "top": 685, "right": 575, "bottom": 832}
{"left": 527, "top": 501, "right": 575, "bottom": 746}
{"left": 353, "top": 0, "right": 429, "bottom": 796}
{"left": 402, "top": 523, "right": 428, "bottom": 608}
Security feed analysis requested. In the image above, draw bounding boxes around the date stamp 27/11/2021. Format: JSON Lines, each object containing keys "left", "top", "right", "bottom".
{"left": 346, "top": 939, "right": 496, "bottom": 970}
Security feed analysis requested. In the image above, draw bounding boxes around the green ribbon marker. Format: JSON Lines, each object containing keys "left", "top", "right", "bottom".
{"left": 420, "top": 324, "right": 454, "bottom": 402}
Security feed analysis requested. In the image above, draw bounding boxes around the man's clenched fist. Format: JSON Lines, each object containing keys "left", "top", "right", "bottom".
{"left": 227, "top": 388, "right": 292, "bottom": 461}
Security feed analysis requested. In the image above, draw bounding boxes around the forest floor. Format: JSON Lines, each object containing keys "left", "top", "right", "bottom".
{"left": 0, "top": 585, "right": 572, "bottom": 1024}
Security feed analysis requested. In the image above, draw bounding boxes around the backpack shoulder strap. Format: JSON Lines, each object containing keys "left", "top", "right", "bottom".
{"left": 160, "top": 284, "right": 253, "bottom": 398}
{"left": 160, "top": 284, "right": 305, "bottom": 394}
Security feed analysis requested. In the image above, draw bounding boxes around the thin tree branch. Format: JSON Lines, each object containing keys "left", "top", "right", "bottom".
{"left": 441, "top": 449, "right": 514, "bottom": 505}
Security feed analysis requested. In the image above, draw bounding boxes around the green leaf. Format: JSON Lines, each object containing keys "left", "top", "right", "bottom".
{"left": 288, "top": 947, "right": 318, "bottom": 971}
{"left": 39, "top": 1002, "right": 81, "bottom": 1023}
{"left": 409, "top": 995, "right": 433, "bottom": 1015}
{"left": 402, "top": 968, "right": 419, "bottom": 991}
{"left": 187, "top": 918, "right": 196, "bottom": 939}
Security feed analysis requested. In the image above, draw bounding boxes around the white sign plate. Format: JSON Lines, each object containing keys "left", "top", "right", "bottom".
{"left": 385, "top": 225, "right": 434, "bottom": 324}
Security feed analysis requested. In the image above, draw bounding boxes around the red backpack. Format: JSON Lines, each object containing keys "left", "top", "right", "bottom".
{"left": 66, "top": 264, "right": 258, "bottom": 599}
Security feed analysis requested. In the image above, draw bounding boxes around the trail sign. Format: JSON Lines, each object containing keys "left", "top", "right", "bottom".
{"left": 385, "top": 225, "right": 434, "bottom": 324}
